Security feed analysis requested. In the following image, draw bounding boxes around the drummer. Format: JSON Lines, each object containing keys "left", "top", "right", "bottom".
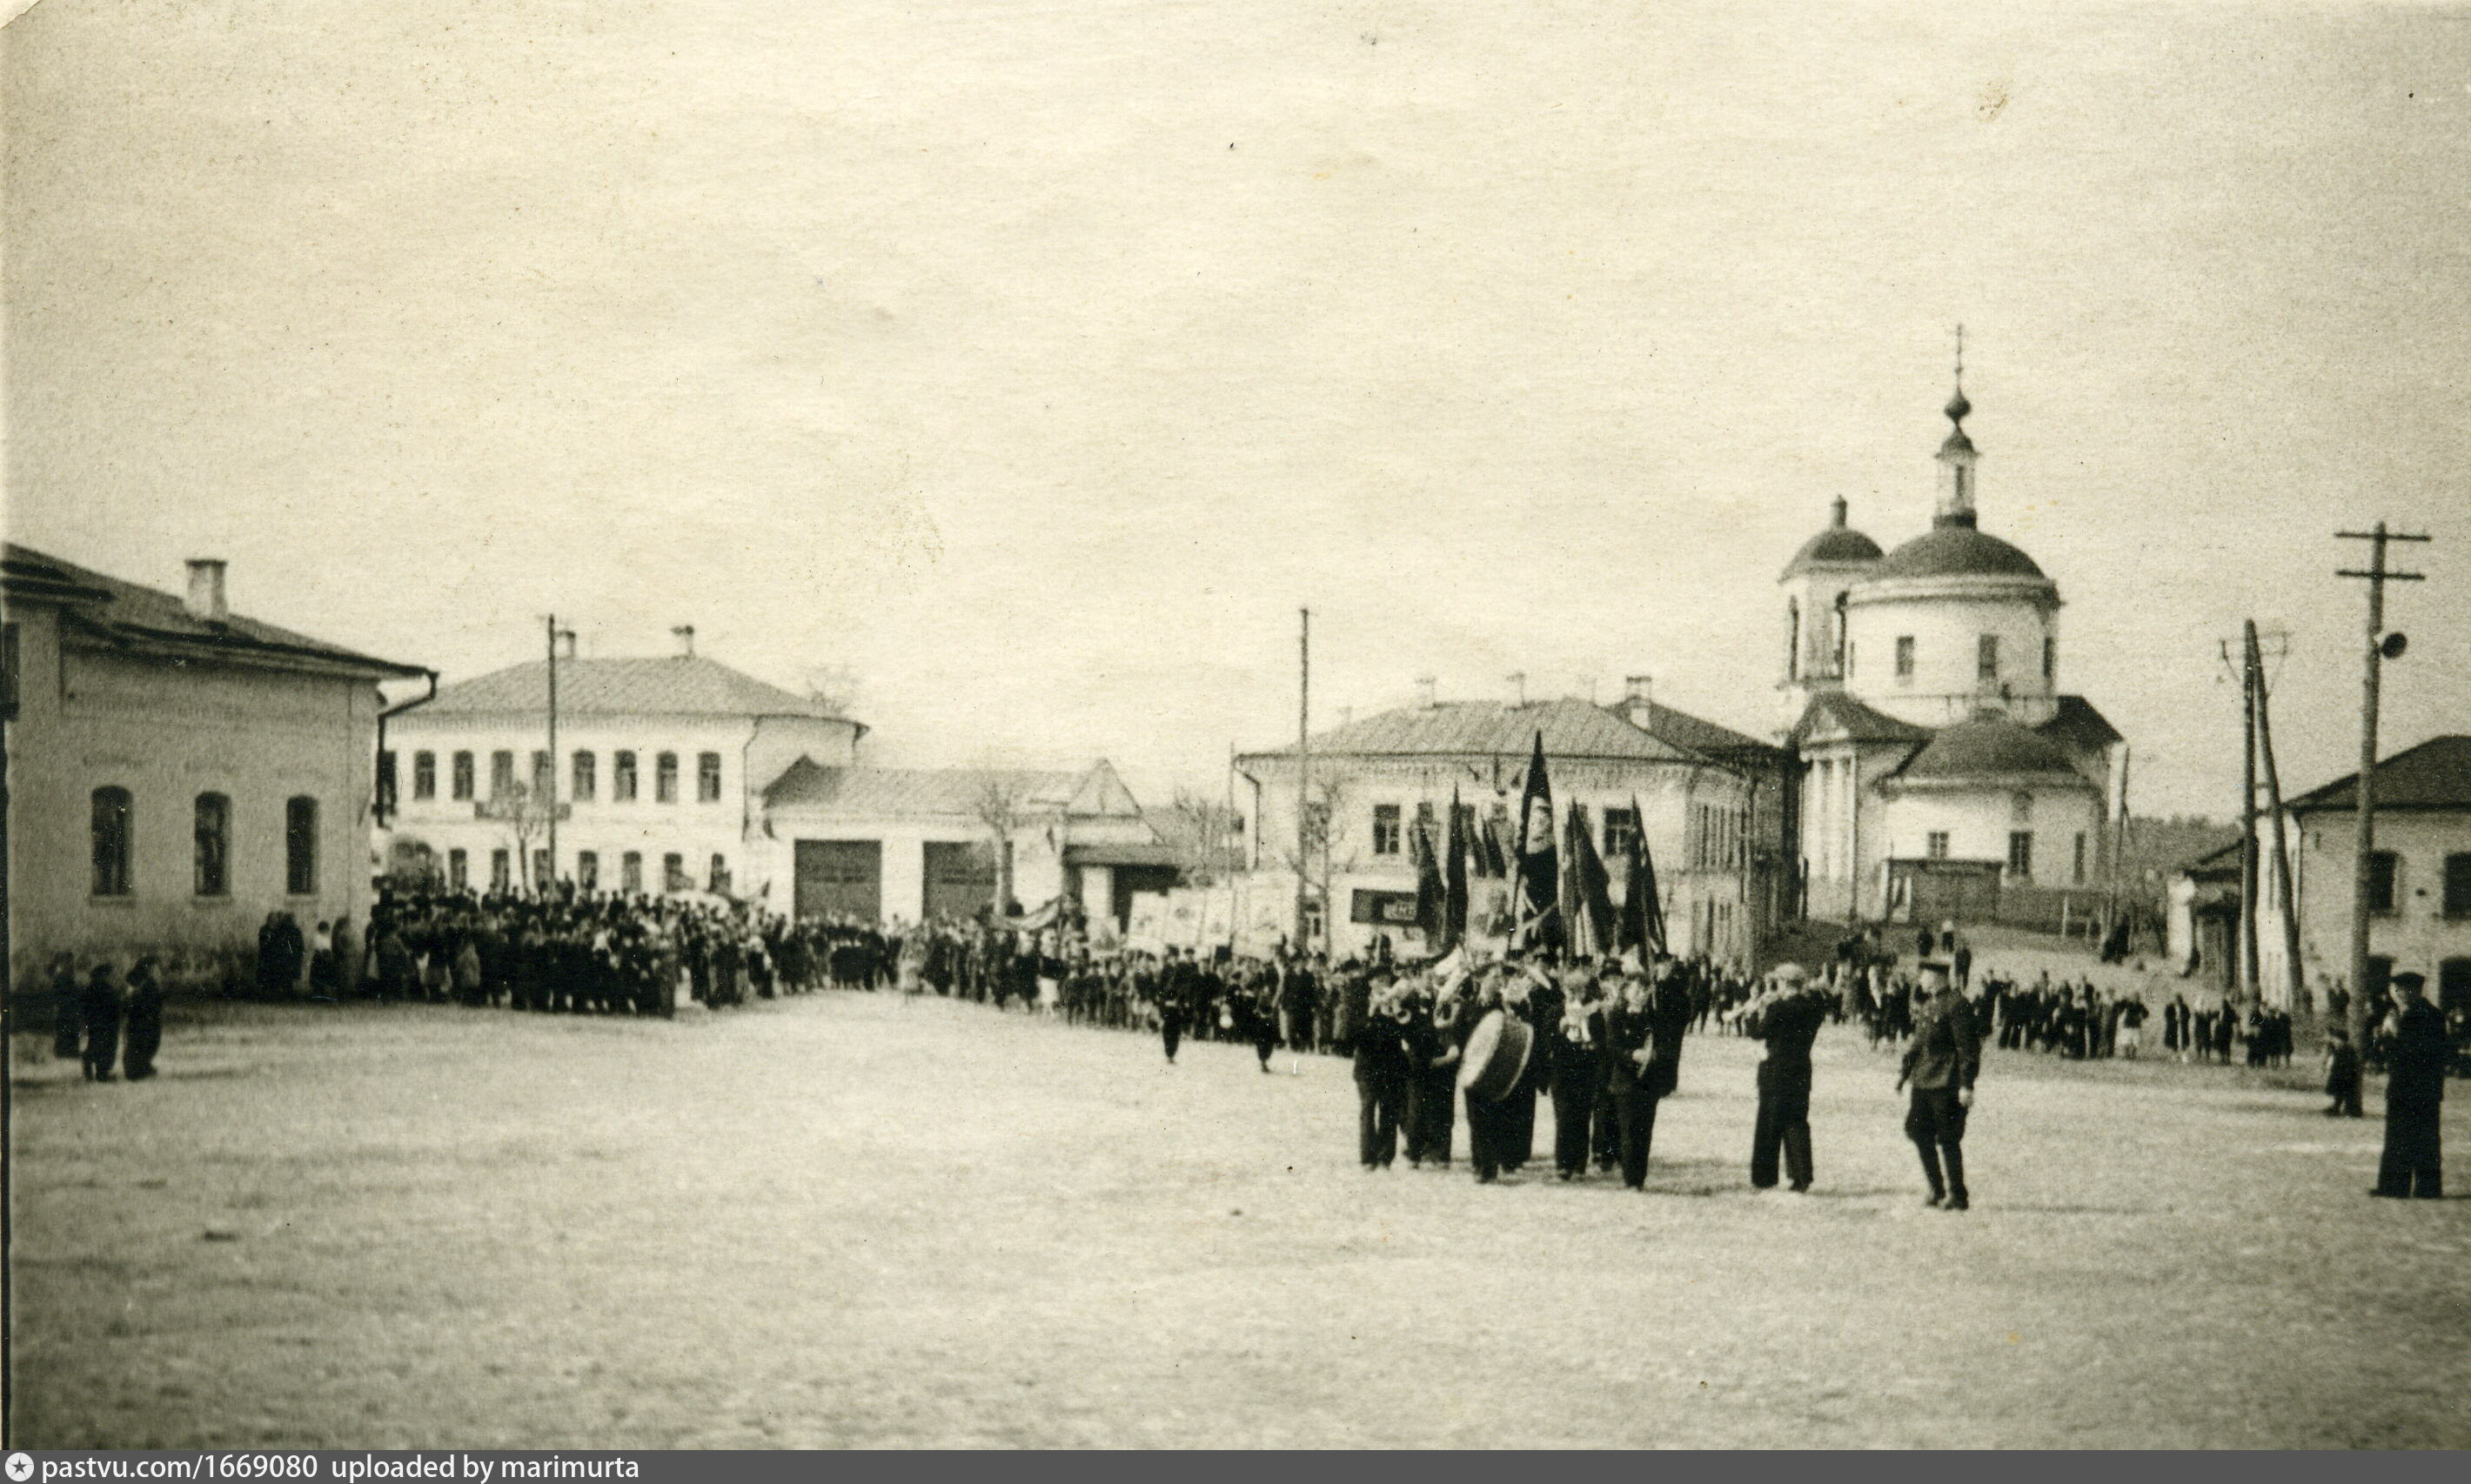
{"left": 1463, "top": 968, "right": 1520, "bottom": 1184}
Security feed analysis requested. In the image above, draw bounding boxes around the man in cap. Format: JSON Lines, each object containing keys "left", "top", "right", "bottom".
{"left": 2372, "top": 970, "right": 2446, "bottom": 1199}
{"left": 1744, "top": 963, "right": 1827, "bottom": 1193}
{"left": 1898, "top": 958, "right": 1981, "bottom": 1210}
{"left": 1350, "top": 981, "right": 1413, "bottom": 1171}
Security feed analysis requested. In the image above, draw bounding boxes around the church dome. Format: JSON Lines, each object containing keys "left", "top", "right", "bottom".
{"left": 1872, "top": 524, "right": 2047, "bottom": 582}
{"left": 1785, "top": 497, "right": 1884, "bottom": 575}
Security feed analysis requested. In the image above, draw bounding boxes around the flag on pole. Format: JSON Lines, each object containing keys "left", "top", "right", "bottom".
{"left": 1512, "top": 732, "right": 1562, "bottom": 957}
{"left": 1622, "top": 794, "right": 1668, "bottom": 956}
{"left": 1412, "top": 820, "right": 1446, "bottom": 944}
{"left": 1443, "top": 787, "right": 1470, "bottom": 954}
{"left": 1563, "top": 801, "right": 1617, "bottom": 959}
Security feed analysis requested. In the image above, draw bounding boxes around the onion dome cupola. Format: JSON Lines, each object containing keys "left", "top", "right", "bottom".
{"left": 1784, "top": 495, "right": 1885, "bottom": 577}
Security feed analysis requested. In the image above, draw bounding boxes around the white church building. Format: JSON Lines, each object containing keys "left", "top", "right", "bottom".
{"left": 1780, "top": 374, "right": 2125, "bottom": 929}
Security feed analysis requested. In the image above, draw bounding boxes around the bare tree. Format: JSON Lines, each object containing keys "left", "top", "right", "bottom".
{"left": 803, "top": 664, "right": 865, "bottom": 719}
{"left": 971, "top": 774, "right": 1035, "bottom": 914}
{"left": 485, "top": 781, "right": 560, "bottom": 892}
{"left": 1157, "top": 787, "right": 1244, "bottom": 886}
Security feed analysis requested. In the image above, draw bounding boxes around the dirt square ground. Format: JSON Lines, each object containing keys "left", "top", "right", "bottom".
{"left": 9, "top": 989, "right": 2467, "bottom": 1448}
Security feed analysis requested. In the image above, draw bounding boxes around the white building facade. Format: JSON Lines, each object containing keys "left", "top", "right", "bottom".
{"left": 1236, "top": 696, "right": 1772, "bottom": 966}
{"left": 384, "top": 641, "right": 1169, "bottom": 926}
{"left": 1781, "top": 380, "right": 2125, "bottom": 929}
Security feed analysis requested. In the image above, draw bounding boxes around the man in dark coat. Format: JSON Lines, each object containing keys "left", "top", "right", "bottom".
{"left": 1745, "top": 965, "right": 1827, "bottom": 1192}
{"left": 79, "top": 962, "right": 124, "bottom": 1082}
{"left": 122, "top": 956, "right": 166, "bottom": 1080}
{"left": 1602, "top": 974, "right": 1657, "bottom": 1190}
{"left": 1546, "top": 976, "right": 1606, "bottom": 1180}
{"left": 1350, "top": 986, "right": 1412, "bottom": 1170}
{"left": 1899, "top": 959, "right": 1981, "bottom": 1210}
{"left": 2373, "top": 971, "right": 2447, "bottom": 1199}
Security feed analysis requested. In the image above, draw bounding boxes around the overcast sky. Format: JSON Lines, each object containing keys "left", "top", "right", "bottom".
{"left": 7, "top": 1, "right": 2466, "bottom": 818}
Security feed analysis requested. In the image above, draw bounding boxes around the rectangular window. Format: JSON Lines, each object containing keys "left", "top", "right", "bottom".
{"left": 531, "top": 750, "right": 553, "bottom": 799}
{"left": 490, "top": 750, "right": 515, "bottom": 799}
{"left": 285, "top": 795, "right": 318, "bottom": 895}
{"left": 0, "top": 621, "right": 17, "bottom": 716}
{"left": 378, "top": 750, "right": 398, "bottom": 814}
{"left": 532, "top": 849, "right": 551, "bottom": 892}
{"left": 1371, "top": 804, "right": 1402, "bottom": 856}
{"left": 622, "top": 852, "right": 644, "bottom": 893}
{"left": 1926, "top": 831, "right": 1950, "bottom": 859}
{"left": 452, "top": 751, "right": 475, "bottom": 801}
{"left": 449, "top": 848, "right": 468, "bottom": 890}
{"left": 2042, "top": 636, "right": 2057, "bottom": 681}
{"left": 1603, "top": 807, "right": 1641, "bottom": 859}
{"left": 491, "top": 848, "right": 512, "bottom": 891}
{"left": 572, "top": 751, "right": 596, "bottom": 802}
{"left": 698, "top": 752, "right": 723, "bottom": 803}
{"left": 1978, "top": 634, "right": 2000, "bottom": 683}
{"left": 2445, "top": 853, "right": 2471, "bottom": 919}
{"left": 613, "top": 751, "right": 638, "bottom": 801}
{"left": 2006, "top": 830, "right": 2033, "bottom": 880}
{"left": 194, "top": 792, "right": 230, "bottom": 896}
{"left": 2367, "top": 851, "right": 2399, "bottom": 915}
{"left": 1895, "top": 636, "right": 1915, "bottom": 679}
{"left": 412, "top": 750, "right": 437, "bottom": 801}
{"left": 656, "top": 752, "right": 680, "bottom": 804}
{"left": 2073, "top": 832, "right": 2089, "bottom": 885}
{"left": 577, "top": 851, "right": 599, "bottom": 892}
{"left": 663, "top": 852, "right": 686, "bottom": 892}
{"left": 708, "top": 853, "right": 730, "bottom": 893}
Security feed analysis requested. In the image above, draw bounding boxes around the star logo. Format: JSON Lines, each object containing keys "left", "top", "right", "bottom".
{"left": 6, "top": 1452, "right": 35, "bottom": 1481}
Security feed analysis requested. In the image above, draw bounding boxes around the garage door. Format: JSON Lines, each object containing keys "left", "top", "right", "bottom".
{"left": 922, "top": 840, "right": 997, "bottom": 922}
{"left": 795, "top": 839, "right": 881, "bottom": 922}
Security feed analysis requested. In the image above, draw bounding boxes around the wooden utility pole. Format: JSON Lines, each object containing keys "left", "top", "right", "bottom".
{"left": 1295, "top": 607, "right": 1312, "bottom": 954}
{"left": 545, "top": 614, "right": 561, "bottom": 892}
{"left": 2237, "top": 635, "right": 2260, "bottom": 1003}
{"left": 2247, "top": 621, "right": 2304, "bottom": 1011}
{"left": 2335, "top": 522, "right": 2429, "bottom": 1044}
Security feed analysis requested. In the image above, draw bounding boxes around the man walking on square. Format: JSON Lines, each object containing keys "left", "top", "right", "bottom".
{"left": 1899, "top": 959, "right": 1980, "bottom": 1210}
{"left": 1745, "top": 964, "right": 1825, "bottom": 1193}
{"left": 2372, "top": 971, "right": 2446, "bottom": 1199}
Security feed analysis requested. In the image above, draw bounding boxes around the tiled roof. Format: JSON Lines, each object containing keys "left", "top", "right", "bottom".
{"left": 419, "top": 656, "right": 849, "bottom": 720}
{"left": 2283, "top": 735, "right": 2471, "bottom": 813}
{"left": 1892, "top": 717, "right": 2088, "bottom": 783}
{"left": 763, "top": 759, "right": 1097, "bottom": 817}
{"left": 2, "top": 543, "right": 425, "bottom": 678}
{"left": 1789, "top": 692, "right": 1934, "bottom": 747}
{"left": 1247, "top": 697, "right": 1702, "bottom": 764}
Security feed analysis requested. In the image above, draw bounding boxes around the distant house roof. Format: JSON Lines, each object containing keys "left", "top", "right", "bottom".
{"left": 1890, "top": 717, "right": 2092, "bottom": 784}
{"left": 1244, "top": 697, "right": 1704, "bottom": 765}
{"left": 2037, "top": 695, "right": 2124, "bottom": 755}
{"left": 2281, "top": 735, "right": 2471, "bottom": 814}
{"left": 418, "top": 655, "right": 854, "bottom": 724}
{"left": 1788, "top": 691, "right": 1934, "bottom": 747}
{"left": 762, "top": 758, "right": 1144, "bottom": 820}
{"left": 2, "top": 542, "right": 426, "bottom": 679}
{"left": 1611, "top": 699, "right": 1782, "bottom": 760}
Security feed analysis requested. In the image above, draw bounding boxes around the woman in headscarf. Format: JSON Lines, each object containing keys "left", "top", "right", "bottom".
{"left": 122, "top": 956, "right": 166, "bottom": 1080}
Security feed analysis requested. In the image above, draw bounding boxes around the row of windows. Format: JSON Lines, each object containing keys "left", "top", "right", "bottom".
{"left": 1864, "top": 633, "right": 2059, "bottom": 685}
{"left": 443, "top": 847, "right": 733, "bottom": 897}
{"left": 90, "top": 787, "right": 320, "bottom": 899}
{"left": 1365, "top": 801, "right": 1664, "bottom": 861}
{"left": 1913, "top": 829, "right": 2089, "bottom": 885}
{"left": 2364, "top": 852, "right": 2471, "bottom": 917}
{"left": 385, "top": 748, "right": 724, "bottom": 806}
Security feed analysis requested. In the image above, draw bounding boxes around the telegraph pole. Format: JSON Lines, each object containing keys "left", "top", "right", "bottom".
{"left": 2238, "top": 634, "right": 2260, "bottom": 1003}
{"left": 2335, "top": 522, "right": 2429, "bottom": 1044}
{"left": 2247, "top": 621, "right": 2303, "bottom": 1010}
{"left": 1295, "top": 607, "right": 1312, "bottom": 954}
{"left": 544, "top": 615, "right": 573, "bottom": 892}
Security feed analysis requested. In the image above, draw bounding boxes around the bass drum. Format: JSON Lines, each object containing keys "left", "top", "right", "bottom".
{"left": 1457, "top": 1008, "right": 1533, "bottom": 1102}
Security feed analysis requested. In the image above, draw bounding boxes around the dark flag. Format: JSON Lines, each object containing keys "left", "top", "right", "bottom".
{"left": 1477, "top": 812, "right": 1510, "bottom": 879}
{"left": 1412, "top": 821, "right": 1446, "bottom": 944}
{"left": 1443, "top": 787, "right": 1470, "bottom": 953}
{"left": 1562, "top": 801, "right": 1617, "bottom": 959}
{"left": 1512, "top": 732, "right": 1562, "bottom": 956}
{"left": 1622, "top": 794, "right": 1668, "bottom": 956}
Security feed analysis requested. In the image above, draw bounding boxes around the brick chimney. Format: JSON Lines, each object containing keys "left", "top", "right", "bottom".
{"left": 1414, "top": 675, "right": 1437, "bottom": 709}
{"left": 1621, "top": 674, "right": 1654, "bottom": 728}
{"left": 672, "top": 624, "right": 696, "bottom": 658}
{"left": 184, "top": 559, "right": 228, "bottom": 622}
